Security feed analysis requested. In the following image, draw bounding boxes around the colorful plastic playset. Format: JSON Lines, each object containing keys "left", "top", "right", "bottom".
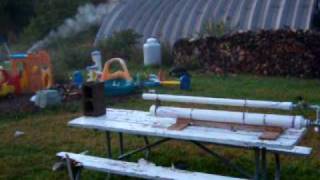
{"left": 0, "top": 51, "right": 53, "bottom": 97}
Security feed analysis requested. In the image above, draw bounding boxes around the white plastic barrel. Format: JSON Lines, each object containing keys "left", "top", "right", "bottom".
{"left": 143, "top": 38, "right": 161, "bottom": 66}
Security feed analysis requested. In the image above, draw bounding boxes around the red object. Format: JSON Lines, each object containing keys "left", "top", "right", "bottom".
{"left": 0, "top": 69, "right": 21, "bottom": 94}
{"left": 9, "top": 74, "right": 21, "bottom": 94}
{"left": 0, "top": 69, "right": 10, "bottom": 84}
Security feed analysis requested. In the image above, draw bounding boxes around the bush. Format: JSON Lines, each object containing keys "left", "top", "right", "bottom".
{"left": 161, "top": 43, "right": 174, "bottom": 67}
{"left": 49, "top": 29, "right": 142, "bottom": 83}
{"left": 97, "top": 29, "right": 142, "bottom": 61}
{"left": 47, "top": 28, "right": 97, "bottom": 83}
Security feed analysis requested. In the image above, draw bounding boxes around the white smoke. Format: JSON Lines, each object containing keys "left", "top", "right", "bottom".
{"left": 27, "top": 1, "right": 118, "bottom": 53}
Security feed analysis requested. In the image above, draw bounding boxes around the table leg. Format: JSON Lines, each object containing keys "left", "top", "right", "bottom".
{"left": 143, "top": 136, "right": 150, "bottom": 159}
{"left": 274, "top": 153, "right": 281, "bottom": 180}
{"left": 66, "top": 154, "right": 82, "bottom": 180}
{"left": 74, "top": 167, "right": 82, "bottom": 180}
{"left": 261, "top": 148, "right": 267, "bottom": 180}
{"left": 119, "top": 133, "right": 124, "bottom": 155}
{"left": 191, "top": 141, "right": 252, "bottom": 179}
{"left": 105, "top": 132, "right": 112, "bottom": 158}
{"left": 118, "top": 138, "right": 170, "bottom": 160}
{"left": 254, "top": 148, "right": 261, "bottom": 180}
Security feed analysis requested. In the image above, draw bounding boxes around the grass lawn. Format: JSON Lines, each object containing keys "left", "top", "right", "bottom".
{"left": 1, "top": 70, "right": 320, "bottom": 180}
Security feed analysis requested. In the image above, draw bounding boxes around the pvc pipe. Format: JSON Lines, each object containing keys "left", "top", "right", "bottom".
{"left": 143, "top": 93, "right": 294, "bottom": 110}
{"left": 149, "top": 105, "right": 308, "bottom": 129}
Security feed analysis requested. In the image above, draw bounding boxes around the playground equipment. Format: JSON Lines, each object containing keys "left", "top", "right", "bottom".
{"left": 101, "top": 58, "right": 132, "bottom": 81}
{"left": 101, "top": 58, "right": 137, "bottom": 96}
{"left": 0, "top": 51, "right": 53, "bottom": 96}
{"left": 0, "top": 67, "right": 15, "bottom": 96}
{"left": 143, "top": 70, "right": 191, "bottom": 90}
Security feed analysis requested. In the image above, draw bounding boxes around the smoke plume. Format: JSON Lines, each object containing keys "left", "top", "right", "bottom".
{"left": 28, "top": 1, "right": 117, "bottom": 53}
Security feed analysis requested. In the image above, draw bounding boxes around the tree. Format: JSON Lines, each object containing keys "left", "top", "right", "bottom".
{"left": 22, "top": 0, "right": 91, "bottom": 43}
{"left": 0, "top": 0, "right": 34, "bottom": 42}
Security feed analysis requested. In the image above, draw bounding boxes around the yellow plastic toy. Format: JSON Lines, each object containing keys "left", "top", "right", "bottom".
{"left": 157, "top": 69, "right": 180, "bottom": 87}
{"left": 101, "top": 58, "right": 132, "bottom": 81}
{"left": 160, "top": 81, "right": 180, "bottom": 86}
{"left": 0, "top": 83, "right": 15, "bottom": 96}
{"left": 0, "top": 67, "right": 15, "bottom": 96}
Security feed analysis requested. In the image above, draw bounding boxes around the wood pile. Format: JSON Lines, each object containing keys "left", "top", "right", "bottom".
{"left": 173, "top": 30, "right": 320, "bottom": 78}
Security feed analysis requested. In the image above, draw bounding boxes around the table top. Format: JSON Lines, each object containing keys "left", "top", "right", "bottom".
{"left": 69, "top": 108, "right": 306, "bottom": 149}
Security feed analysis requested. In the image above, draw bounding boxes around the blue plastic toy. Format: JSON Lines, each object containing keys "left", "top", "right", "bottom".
{"left": 104, "top": 79, "right": 137, "bottom": 96}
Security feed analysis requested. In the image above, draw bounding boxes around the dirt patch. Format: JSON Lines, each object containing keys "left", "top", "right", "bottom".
{"left": 0, "top": 94, "right": 39, "bottom": 115}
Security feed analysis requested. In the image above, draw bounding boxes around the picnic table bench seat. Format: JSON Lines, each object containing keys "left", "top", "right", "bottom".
{"left": 57, "top": 152, "right": 246, "bottom": 180}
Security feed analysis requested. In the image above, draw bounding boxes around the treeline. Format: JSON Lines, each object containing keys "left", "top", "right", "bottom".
{"left": 0, "top": 0, "right": 105, "bottom": 44}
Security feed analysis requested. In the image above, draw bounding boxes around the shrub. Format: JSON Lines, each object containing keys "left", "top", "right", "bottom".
{"left": 161, "top": 42, "right": 174, "bottom": 67}
{"left": 97, "top": 29, "right": 142, "bottom": 61}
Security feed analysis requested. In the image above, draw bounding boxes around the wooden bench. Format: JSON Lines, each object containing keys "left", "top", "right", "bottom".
{"left": 57, "top": 152, "right": 246, "bottom": 180}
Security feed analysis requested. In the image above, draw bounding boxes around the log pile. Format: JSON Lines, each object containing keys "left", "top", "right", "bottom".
{"left": 173, "top": 30, "right": 320, "bottom": 78}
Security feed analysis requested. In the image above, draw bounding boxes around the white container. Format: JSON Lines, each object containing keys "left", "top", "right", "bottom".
{"left": 89, "top": 50, "right": 102, "bottom": 72}
{"left": 143, "top": 38, "right": 161, "bottom": 66}
{"left": 34, "top": 90, "right": 62, "bottom": 108}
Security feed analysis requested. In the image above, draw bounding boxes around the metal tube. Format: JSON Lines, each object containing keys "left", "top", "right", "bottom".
{"left": 191, "top": 141, "right": 252, "bottom": 178}
{"left": 254, "top": 148, "right": 261, "bottom": 180}
{"left": 118, "top": 138, "right": 170, "bottom": 160}
{"left": 143, "top": 136, "right": 151, "bottom": 159}
{"left": 261, "top": 148, "right": 267, "bottom": 180}
{"left": 274, "top": 154, "right": 281, "bottom": 180}
{"left": 66, "top": 154, "right": 75, "bottom": 180}
{"left": 105, "top": 132, "right": 112, "bottom": 158}
{"left": 119, "top": 133, "right": 124, "bottom": 155}
{"left": 143, "top": 93, "right": 294, "bottom": 110}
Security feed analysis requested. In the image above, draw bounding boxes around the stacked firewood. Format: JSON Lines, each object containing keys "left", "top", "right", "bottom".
{"left": 173, "top": 30, "right": 320, "bottom": 78}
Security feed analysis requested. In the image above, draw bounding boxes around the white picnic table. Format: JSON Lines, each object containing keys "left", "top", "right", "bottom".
{"left": 67, "top": 108, "right": 309, "bottom": 180}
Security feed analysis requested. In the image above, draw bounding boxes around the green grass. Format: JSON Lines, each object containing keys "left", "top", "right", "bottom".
{"left": 1, "top": 70, "right": 320, "bottom": 180}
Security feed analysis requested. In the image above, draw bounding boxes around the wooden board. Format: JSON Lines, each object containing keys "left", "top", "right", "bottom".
{"left": 68, "top": 108, "right": 306, "bottom": 149}
{"left": 57, "top": 152, "right": 245, "bottom": 180}
{"left": 169, "top": 118, "right": 284, "bottom": 140}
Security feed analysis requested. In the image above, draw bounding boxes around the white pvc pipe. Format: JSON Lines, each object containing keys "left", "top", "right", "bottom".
{"left": 150, "top": 105, "right": 308, "bottom": 129}
{"left": 143, "top": 93, "right": 294, "bottom": 110}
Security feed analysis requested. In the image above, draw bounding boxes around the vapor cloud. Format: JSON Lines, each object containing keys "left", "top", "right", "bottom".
{"left": 28, "top": 1, "right": 118, "bottom": 53}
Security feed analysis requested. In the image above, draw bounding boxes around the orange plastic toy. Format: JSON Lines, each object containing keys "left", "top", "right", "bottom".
{"left": 11, "top": 51, "right": 53, "bottom": 93}
{"left": 0, "top": 51, "right": 54, "bottom": 97}
{"left": 101, "top": 58, "right": 132, "bottom": 81}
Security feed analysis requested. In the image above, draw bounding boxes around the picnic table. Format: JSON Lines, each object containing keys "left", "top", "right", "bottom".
{"left": 63, "top": 108, "right": 310, "bottom": 180}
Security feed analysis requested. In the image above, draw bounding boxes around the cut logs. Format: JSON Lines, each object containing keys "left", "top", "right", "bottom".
{"left": 173, "top": 30, "right": 320, "bottom": 78}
